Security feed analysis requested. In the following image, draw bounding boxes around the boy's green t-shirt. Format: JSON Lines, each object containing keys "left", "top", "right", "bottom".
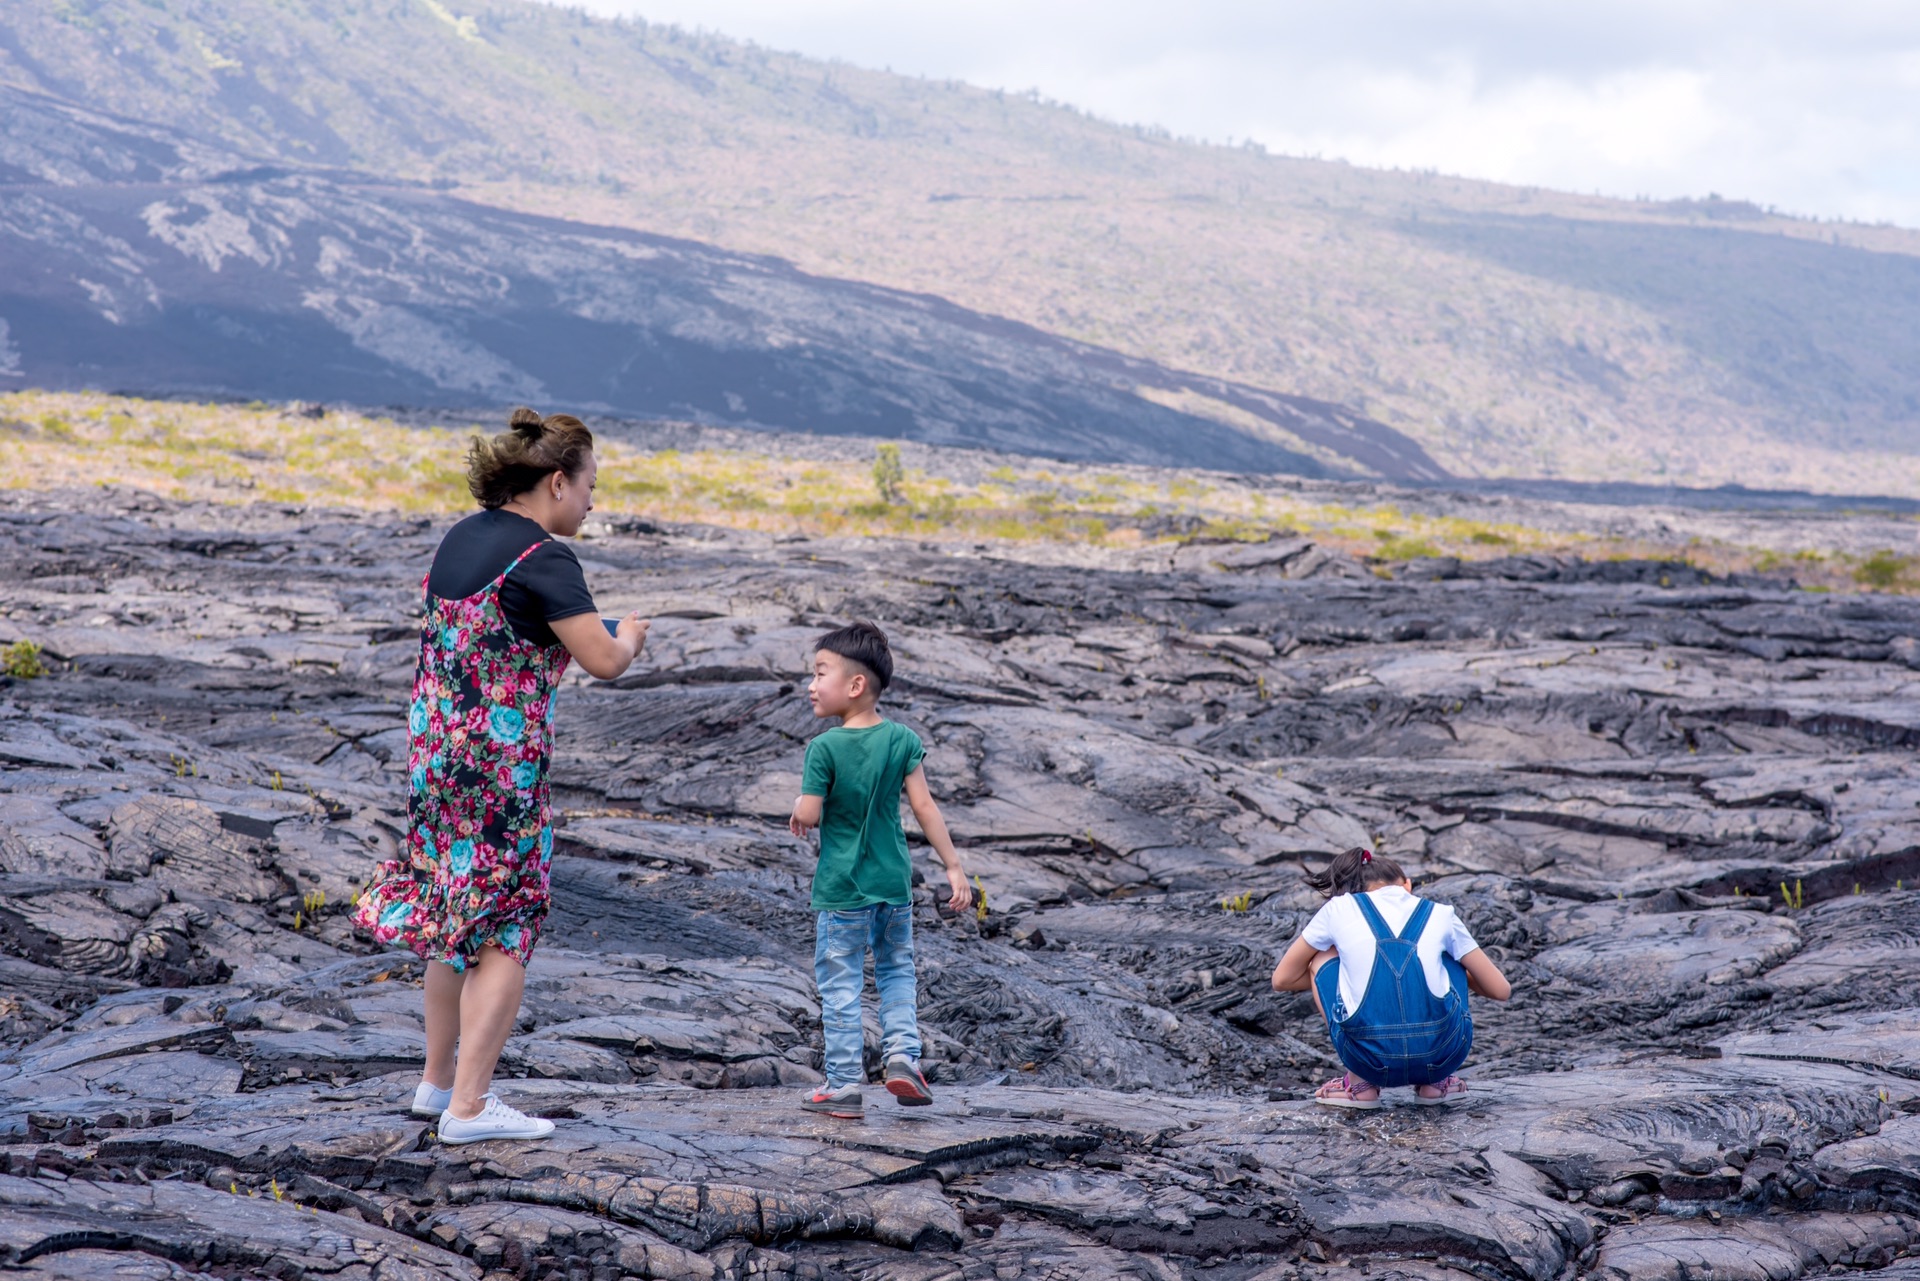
{"left": 801, "top": 720, "right": 926, "bottom": 911}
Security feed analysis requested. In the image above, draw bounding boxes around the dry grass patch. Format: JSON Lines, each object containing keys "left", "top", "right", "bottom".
{"left": 0, "top": 391, "right": 1908, "bottom": 593}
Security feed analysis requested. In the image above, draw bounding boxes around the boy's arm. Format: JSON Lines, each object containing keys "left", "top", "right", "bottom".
{"left": 903, "top": 766, "right": 970, "bottom": 912}
{"left": 1459, "top": 948, "right": 1512, "bottom": 1001}
{"left": 792, "top": 739, "right": 828, "bottom": 838}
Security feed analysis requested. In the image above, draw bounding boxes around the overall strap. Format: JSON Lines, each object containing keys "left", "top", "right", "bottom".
{"left": 1396, "top": 898, "right": 1436, "bottom": 942}
{"left": 496, "top": 541, "right": 546, "bottom": 585}
{"left": 1351, "top": 891, "right": 1396, "bottom": 941}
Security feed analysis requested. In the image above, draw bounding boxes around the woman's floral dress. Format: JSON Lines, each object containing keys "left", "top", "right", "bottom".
{"left": 353, "top": 545, "right": 569, "bottom": 971}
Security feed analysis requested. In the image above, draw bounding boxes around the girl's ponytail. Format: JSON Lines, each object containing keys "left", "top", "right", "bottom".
{"left": 1304, "top": 846, "right": 1407, "bottom": 898}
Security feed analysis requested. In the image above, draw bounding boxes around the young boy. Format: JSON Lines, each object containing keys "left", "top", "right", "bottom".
{"left": 788, "top": 620, "right": 971, "bottom": 1119}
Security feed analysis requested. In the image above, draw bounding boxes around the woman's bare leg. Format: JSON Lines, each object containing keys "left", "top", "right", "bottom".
{"left": 423, "top": 960, "right": 464, "bottom": 1089}
{"left": 448, "top": 945, "right": 526, "bottom": 1120}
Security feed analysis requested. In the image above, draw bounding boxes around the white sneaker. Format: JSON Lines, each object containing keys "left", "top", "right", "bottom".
{"left": 437, "top": 1093, "right": 556, "bottom": 1145}
{"left": 411, "top": 1080, "right": 452, "bottom": 1119}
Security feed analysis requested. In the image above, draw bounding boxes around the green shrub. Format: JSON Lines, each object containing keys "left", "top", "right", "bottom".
{"left": 2, "top": 639, "right": 45, "bottom": 679}
{"left": 1376, "top": 534, "right": 1439, "bottom": 560}
{"left": 872, "top": 443, "right": 905, "bottom": 505}
{"left": 1197, "top": 518, "right": 1271, "bottom": 542}
{"left": 1854, "top": 550, "right": 1913, "bottom": 591}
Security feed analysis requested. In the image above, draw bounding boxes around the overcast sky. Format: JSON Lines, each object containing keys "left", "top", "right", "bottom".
{"left": 553, "top": 1, "right": 1920, "bottom": 228}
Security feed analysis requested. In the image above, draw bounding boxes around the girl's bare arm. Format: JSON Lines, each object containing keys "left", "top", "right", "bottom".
{"left": 1460, "top": 948, "right": 1512, "bottom": 1001}
{"left": 1271, "top": 937, "right": 1334, "bottom": 992}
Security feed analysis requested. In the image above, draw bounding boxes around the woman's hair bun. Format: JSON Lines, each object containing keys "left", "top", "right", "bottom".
{"left": 508, "top": 405, "right": 545, "bottom": 441}
{"left": 467, "top": 407, "right": 596, "bottom": 509}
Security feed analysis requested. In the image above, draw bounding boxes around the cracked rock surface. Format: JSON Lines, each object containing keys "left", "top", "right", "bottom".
{"left": 1, "top": 485, "right": 1918, "bottom": 1280}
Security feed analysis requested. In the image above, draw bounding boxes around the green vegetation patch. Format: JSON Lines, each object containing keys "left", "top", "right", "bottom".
{"left": 0, "top": 391, "right": 1906, "bottom": 592}
{"left": 2, "top": 639, "right": 46, "bottom": 679}
{"left": 1374, "top": 529, "right": 1440, "bottom": 560}
{"left": 1854, "top": 550, "right": 1917, "bottom": 591}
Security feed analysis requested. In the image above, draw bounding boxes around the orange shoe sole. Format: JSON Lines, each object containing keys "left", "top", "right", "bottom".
{"left": 885, "top": 1076, "right": 933, "bottom": 1106}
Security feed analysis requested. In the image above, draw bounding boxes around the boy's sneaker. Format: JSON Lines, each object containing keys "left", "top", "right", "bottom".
{"left": 437, "top": 1094, "right": 556, "bottom": 1145}
{"left": 411, "top": 1080, "right": 453, "bottom": 1119}
{"left": 800, "top": 1083, "right": 864, "bottom": 1119}
{"left": 884, "top": 1056, "right": 934, "bottom": 1107}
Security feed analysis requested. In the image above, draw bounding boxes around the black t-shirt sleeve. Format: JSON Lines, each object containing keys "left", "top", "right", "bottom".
{"left": 426, "top": 511, "right": 598, "bottom": 648}
{"left": 499, "top": 542, "right": 597, "bottom": 647}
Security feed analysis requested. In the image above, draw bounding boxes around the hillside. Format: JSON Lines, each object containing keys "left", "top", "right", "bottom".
{"left": 3, "top": 0, "right": 1919, "bottom": 495}
{"left": 0, "top": 84, "right": 1457, "bottom": 476}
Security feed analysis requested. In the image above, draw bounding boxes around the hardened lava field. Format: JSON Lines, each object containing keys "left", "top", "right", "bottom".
{"left": 1, "top": 483, "right": 1918, "bottom": 1281}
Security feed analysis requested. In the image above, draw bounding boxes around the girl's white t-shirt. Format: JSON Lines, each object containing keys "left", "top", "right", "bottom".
{"left": 1299, "top": 886, "right": 1480, "bottom": 1015}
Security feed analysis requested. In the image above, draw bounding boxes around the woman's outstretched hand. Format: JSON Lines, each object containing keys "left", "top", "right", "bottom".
{"left": 552, "top": 611, "right": 649, "bottom": 680}
{"left": 615, "top": 612, "right": 650, "bottom": 654}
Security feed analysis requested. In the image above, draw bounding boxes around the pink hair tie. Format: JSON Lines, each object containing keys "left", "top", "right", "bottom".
{"left": 1360, "top": 849, "right": 1373, "bottom": 863}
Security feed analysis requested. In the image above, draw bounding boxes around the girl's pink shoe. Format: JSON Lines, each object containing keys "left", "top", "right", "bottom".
{"left": 1314, "top": 1073, "right": 1382, "bottom": 1110}
{"left": 1416, "top": 1075, "right": 1468, "bottom": 1105}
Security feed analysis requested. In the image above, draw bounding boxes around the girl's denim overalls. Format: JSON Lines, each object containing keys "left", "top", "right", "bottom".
{"left": 1314, "top": 894, "right": 1472, "bottom": 1087}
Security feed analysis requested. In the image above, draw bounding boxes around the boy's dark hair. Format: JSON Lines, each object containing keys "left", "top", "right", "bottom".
{"left": 815, "top": 620, "right": 893, "bottom": 692}
{"left": 1304, "top": 846, "right": 1407, "bottom": 898}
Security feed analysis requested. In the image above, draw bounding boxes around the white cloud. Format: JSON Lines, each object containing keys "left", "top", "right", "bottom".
{"left": 554, "top": 1, "right": 1920, "bottom": 226}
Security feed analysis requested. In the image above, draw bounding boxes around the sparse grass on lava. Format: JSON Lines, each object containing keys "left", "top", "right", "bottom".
{"left": 0, "top": 391, "right": 1908, "bottom": 592}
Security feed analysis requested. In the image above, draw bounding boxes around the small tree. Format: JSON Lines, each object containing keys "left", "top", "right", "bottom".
{"left": 872, "top": 443, "right": 906, "bottom": 505}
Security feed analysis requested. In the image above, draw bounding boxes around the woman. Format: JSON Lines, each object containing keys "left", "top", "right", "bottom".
{"left": 354, "top": 406, "right": 649, "bottom": 1144}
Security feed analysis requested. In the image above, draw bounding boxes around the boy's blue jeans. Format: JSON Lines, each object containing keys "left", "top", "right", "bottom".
{"left": 814, "top": 903, "right": 921, "bottom": 1088}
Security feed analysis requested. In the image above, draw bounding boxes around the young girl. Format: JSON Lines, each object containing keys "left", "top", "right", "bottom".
{"left": 1271, "top": 847, "right": 1511, "bottom": 1108}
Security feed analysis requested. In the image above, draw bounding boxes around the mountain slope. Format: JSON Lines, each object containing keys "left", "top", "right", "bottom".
{"left": 3, "top": 0, "right": 1918, "bottom": 495}
{"left": 0, "top": 85, "right": 1451, "bottom": 477}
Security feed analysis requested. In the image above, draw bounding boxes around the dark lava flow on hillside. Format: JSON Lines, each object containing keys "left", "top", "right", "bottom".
{"left": 1, "top": 484, "right": 1918, "bottom": 1281}
{"left": 0, "top": 84, "right": 1441, "bottom": 483}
